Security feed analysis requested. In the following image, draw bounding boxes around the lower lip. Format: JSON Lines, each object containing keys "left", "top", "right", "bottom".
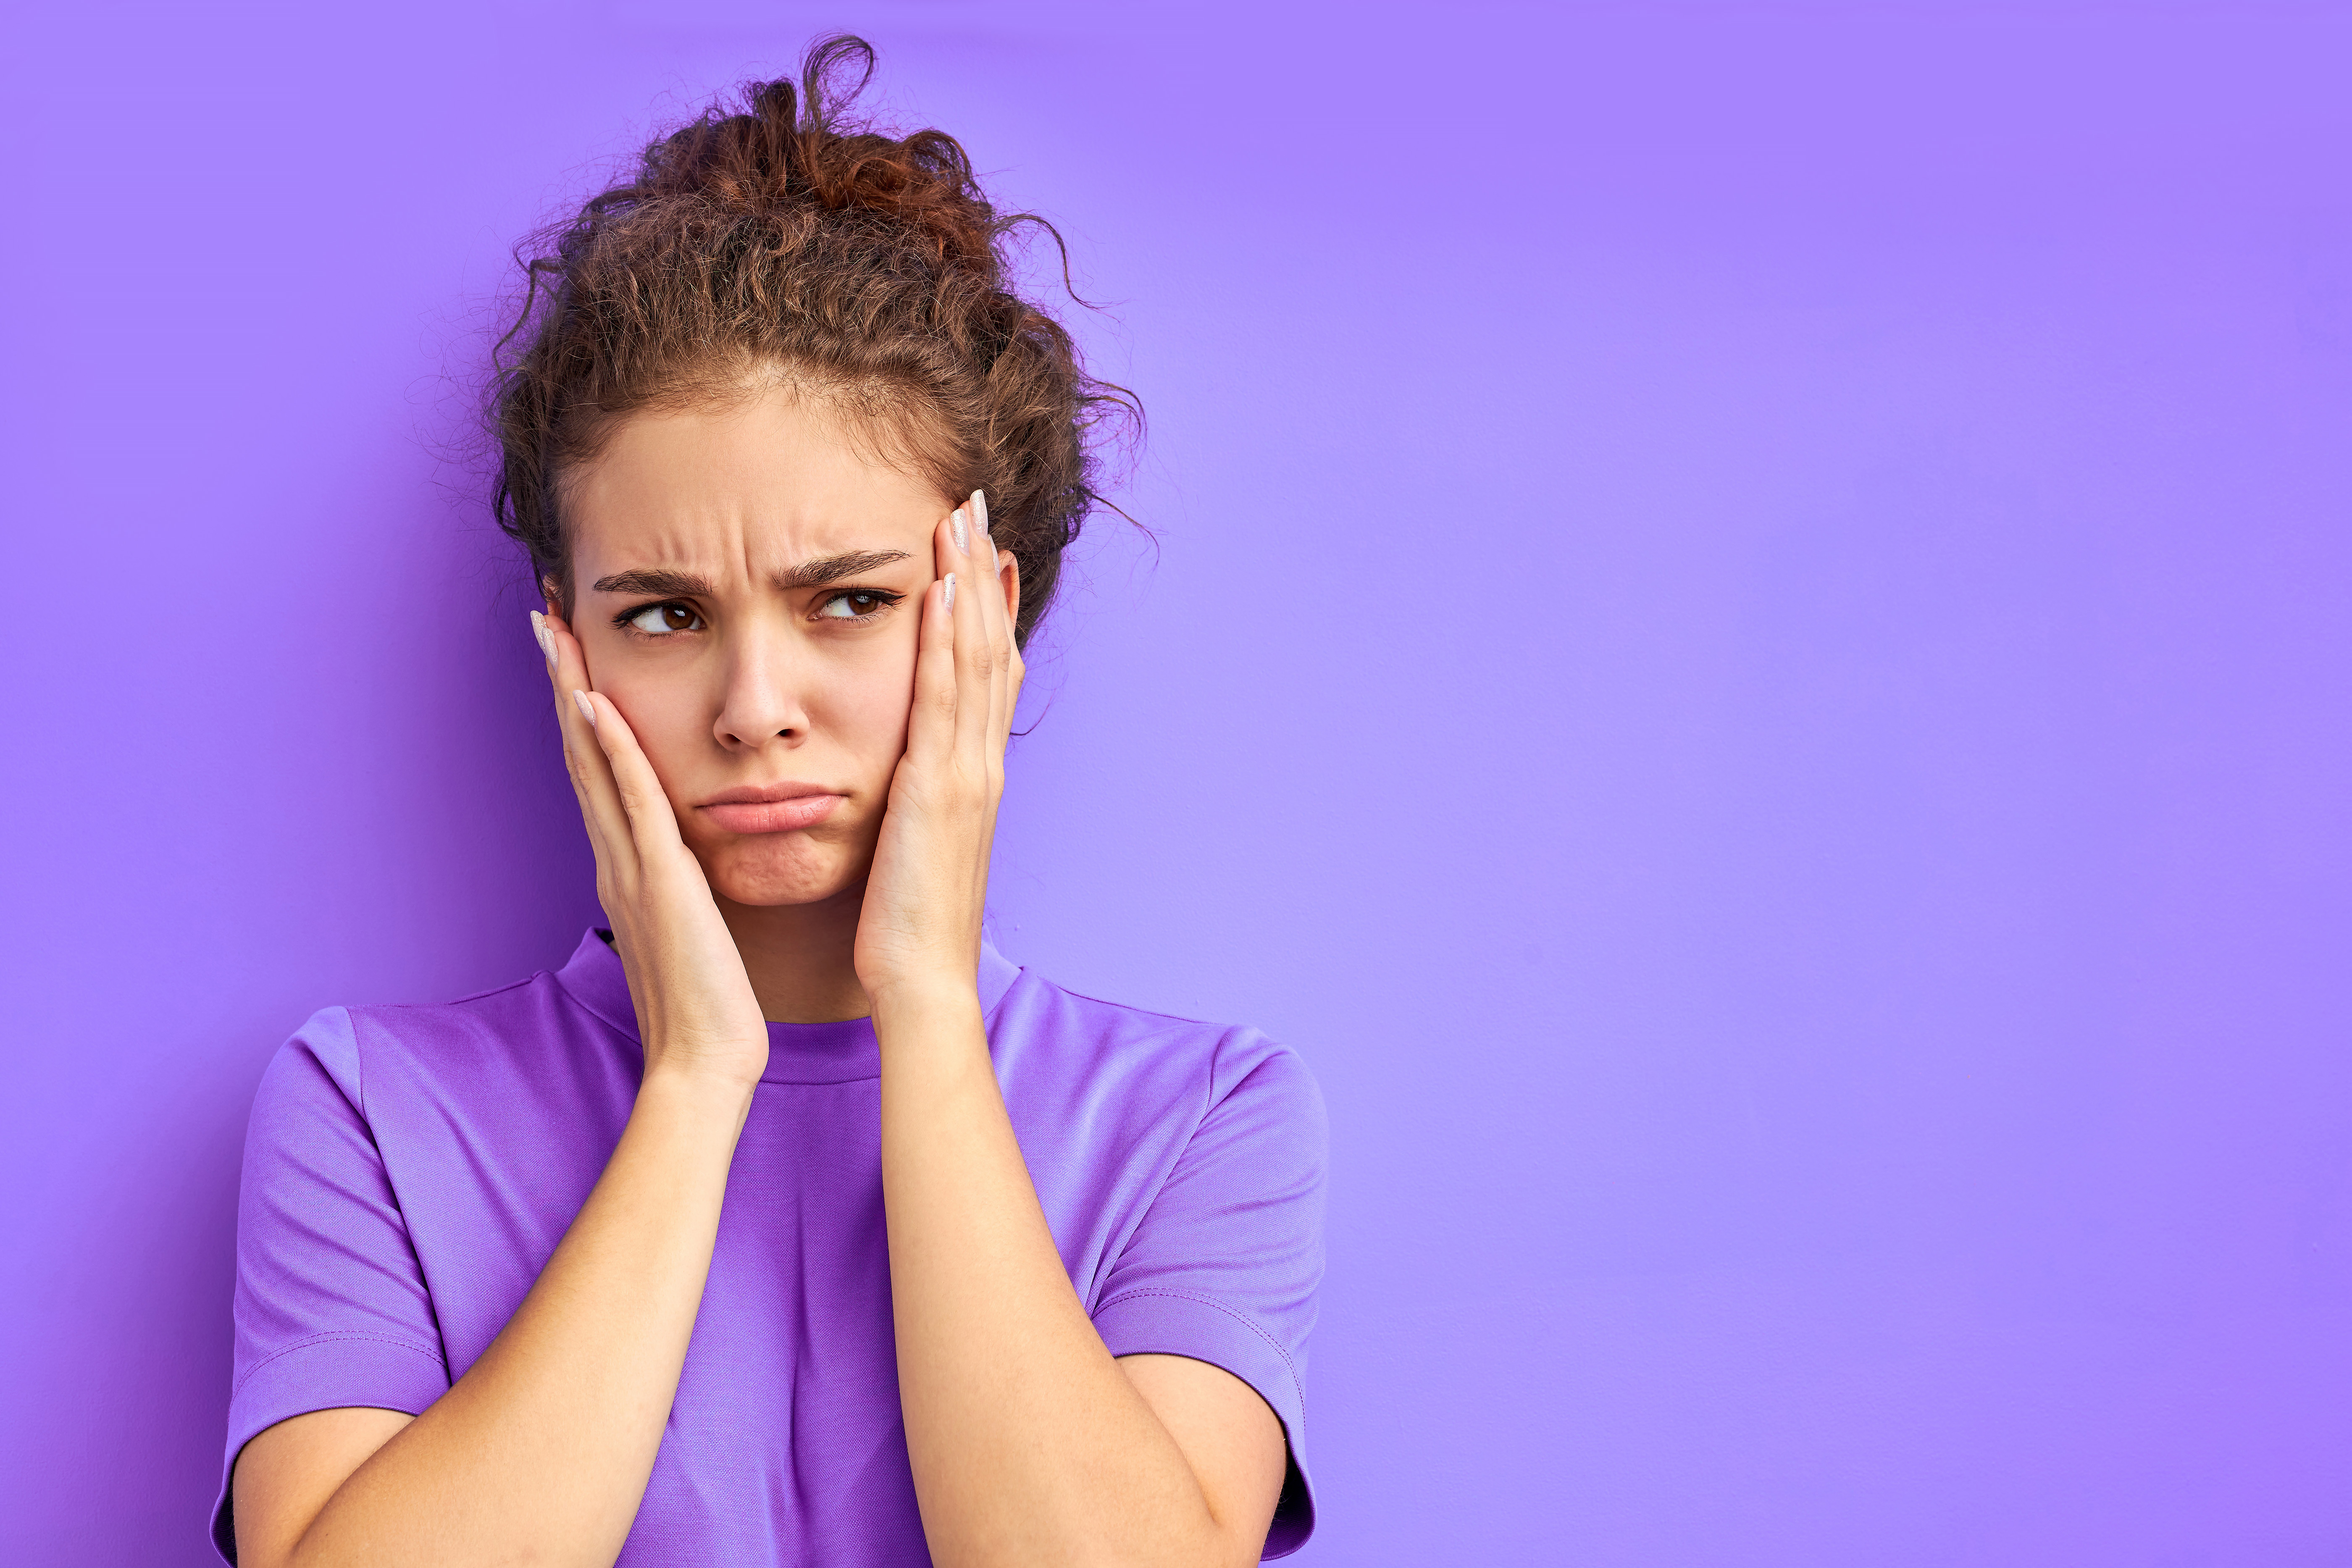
{"left": 703, "top": 795, "right": 844, "bottom": 834}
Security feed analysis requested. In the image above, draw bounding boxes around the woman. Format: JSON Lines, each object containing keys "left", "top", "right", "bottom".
{"left": 214, "top": 37, "right": 1325, "bottom": 1568}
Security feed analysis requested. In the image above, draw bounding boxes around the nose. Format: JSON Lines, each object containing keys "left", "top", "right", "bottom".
{"left": 712, "top": 623, "right": 811, "bottom": 753}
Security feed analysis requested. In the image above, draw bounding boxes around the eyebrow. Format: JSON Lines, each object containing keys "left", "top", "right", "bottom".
{"left": 589, "top": 549, "right": 913, "bottom": 599}
{"left": 774, "top": 549, "right": 913, "bottom": 590}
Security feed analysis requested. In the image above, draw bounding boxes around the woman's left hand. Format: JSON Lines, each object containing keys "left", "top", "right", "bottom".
{"left": 854, "top": 489, "right": 1022, "bottom": 1012}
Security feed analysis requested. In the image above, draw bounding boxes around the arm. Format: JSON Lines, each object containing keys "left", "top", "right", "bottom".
{"left": 879, "top": 993, "right": 1287, "bottom": 1568}
{"left": 232, "top": 614, "right": 770, "bottom": 1568}
{"left": 858, "top": 496, "right": 1289, "bottom": 1568}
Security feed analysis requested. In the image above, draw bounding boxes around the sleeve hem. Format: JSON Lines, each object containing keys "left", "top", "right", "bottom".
{"left": 1094, "top": 1288, "right": 1317, "bottom": 1559}
{"left": 230, "top": 1329, "right": 446, "bottom": 1401}
{"left": 213, "top": 1333, "right": 449, "bottom": 1564}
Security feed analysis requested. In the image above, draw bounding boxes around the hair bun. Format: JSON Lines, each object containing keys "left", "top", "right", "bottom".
{"left": 634, "top": 39, "right": 998, "bottom": 284}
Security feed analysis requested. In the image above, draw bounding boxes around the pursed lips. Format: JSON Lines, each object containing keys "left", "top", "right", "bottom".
{"left": 698, "top": 785, "right": 844, "bottom": 835}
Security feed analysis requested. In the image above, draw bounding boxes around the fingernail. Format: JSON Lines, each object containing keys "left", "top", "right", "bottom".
{"left": 530, "top": 610, "right": 555, "bottom": 667}
{"left": 971, "top": 489, "right": 990, "bottom": 538}
{"left": 943, "top": 573, "right": 957, "bottom": 612}
{"left": 951, "top": 508, "right": 969, "bottom": 552}
{"left": 573, "top": 690, "right": 596, "bottom": 726}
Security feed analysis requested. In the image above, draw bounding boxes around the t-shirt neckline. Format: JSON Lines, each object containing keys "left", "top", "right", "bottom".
{"left": 554, "top": 928, "right": 1023, "bottom": 1085}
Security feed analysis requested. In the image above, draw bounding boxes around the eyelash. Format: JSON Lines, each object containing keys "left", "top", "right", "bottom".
{"left": 609, "top": 589, "right": 904, "bottom": 637}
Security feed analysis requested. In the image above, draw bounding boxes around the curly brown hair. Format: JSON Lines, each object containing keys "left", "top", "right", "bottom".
{"left": 490, "top": 35, "right": 1134, "bottom": 646}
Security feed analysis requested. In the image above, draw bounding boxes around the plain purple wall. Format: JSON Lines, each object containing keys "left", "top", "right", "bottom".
{"left": 6, "top": 2, "right": 2351, "bottom": 1563}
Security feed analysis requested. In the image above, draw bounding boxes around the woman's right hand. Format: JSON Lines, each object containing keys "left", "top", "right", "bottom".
{"left": 535, "top": 608, "right": 770, "bottom": 1094}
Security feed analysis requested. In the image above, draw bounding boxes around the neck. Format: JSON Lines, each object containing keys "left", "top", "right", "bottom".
{"left": 715, "top": 885, "right": 872, "bottom": 1024}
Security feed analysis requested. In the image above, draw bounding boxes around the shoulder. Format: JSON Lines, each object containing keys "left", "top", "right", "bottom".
{"left": 250, "top": 963, "right": 622, "bottom": 1134}
{"left": 989, "top": 966, "right": 1327, "bottom": 1151}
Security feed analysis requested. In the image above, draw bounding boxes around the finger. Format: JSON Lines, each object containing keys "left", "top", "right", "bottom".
{"left": 910, "top": 559, "right": 959, "bottom": 764}
{"left": 966, "top": 490, "right": 1013, "bottom": 754}
{"left": 965, "top": 489, "right": 1024, "bottom": 755}
{"left": 533, "top": 608, "right": 633, "bottom": 876}
{"left": 949, "top": 500, "right": 993, "bottom": 761}
{"left": 909, "top": 503, "right": 966, "bottom": 764}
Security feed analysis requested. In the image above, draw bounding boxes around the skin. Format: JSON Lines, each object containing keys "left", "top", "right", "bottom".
{"left": 229, "top": 384, "right": 1288, "bottom": 1568}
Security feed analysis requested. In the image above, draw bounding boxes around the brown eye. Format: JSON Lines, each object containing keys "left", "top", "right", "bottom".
{"left": 624, "top": 602, "right": 702, "bottom": 636}
{"left": 817, "top": 591, "right": 886, "bottom": 620}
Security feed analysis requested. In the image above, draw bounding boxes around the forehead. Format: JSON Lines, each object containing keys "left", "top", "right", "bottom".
{"left": 564, "top": 386, "right": 945, "bottom": 572}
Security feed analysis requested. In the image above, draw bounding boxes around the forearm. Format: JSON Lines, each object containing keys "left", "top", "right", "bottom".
{"left": 877, "top": 990, "right": 1232, "bottom": 1568}
{"left": 284, "top": 1069, "right": 752, "bottom": 1568}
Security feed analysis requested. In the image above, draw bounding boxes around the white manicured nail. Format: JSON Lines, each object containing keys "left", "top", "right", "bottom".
{"left": 531, "top": 611, "right": 555, "bottom": 667}
{"left": 951, "top": 508, "right": 969, "bottom": 552}
{"left": 943, "top": 573, "right": 957, "bottom": 612}
{"left": 971, "top": 489, "right": 989, "bottom": 538}
{"left": 573, "top": 690, "right": 596, "bottom": 726}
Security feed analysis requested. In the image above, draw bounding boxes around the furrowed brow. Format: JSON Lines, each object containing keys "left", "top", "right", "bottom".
{"left": 589, "top": 568, "right": 717, "bottom": 598}
{"left": 775, "top": 550, "right": 913, "bottom": 591}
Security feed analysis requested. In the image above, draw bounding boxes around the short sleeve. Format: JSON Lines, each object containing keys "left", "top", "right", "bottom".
{"left": 213, "top": 1008, "right": 451, "bottom": 1563}
{"left": 1091, "top": 1038, "right": 1328, "bottom": 1560}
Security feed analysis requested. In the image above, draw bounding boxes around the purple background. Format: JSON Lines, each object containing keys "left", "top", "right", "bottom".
{"left": 6, "top": 2, "right": 2351, "bottom": 1563}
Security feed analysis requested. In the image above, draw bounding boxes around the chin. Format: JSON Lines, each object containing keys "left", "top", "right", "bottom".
{"left": 699, "top": 833, "right": 866, "bottom": 908}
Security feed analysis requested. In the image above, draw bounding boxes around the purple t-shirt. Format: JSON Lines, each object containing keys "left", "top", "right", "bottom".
{"left": 215, "top": 931, "right": 1324, "bottom": 1564}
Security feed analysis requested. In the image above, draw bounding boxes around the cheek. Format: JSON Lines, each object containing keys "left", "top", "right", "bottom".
{"left": 809, "top": 640, "right": 918, "bottom": 774}
{"left": 600, "top": 666, "right": 710, "bottom": 794}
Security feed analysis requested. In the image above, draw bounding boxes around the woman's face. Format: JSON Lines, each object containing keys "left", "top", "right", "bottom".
{"left": 557, "top": 386, "right": 991, "bottom": 908}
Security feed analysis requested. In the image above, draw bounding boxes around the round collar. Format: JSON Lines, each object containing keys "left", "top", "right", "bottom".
{"left": 553, "top": 928, "right": 1023, "bottom": 1084}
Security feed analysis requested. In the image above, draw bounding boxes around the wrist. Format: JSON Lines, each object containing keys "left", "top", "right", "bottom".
{"left": 636, "top": 1058, "right": 762, "bottom": 1120}
{"left": 867, "top": 979, "right": 985, "bottom": 1037}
